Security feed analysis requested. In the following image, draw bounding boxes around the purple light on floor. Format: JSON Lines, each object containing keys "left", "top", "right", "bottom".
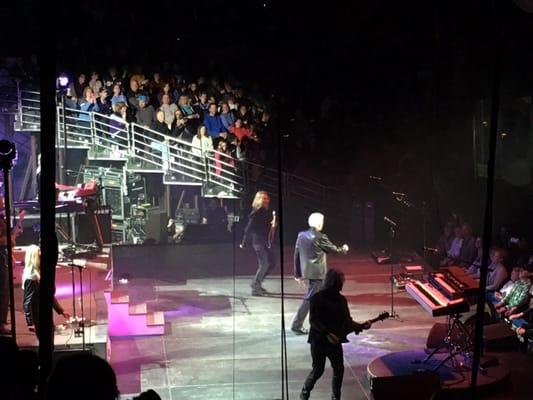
{"left": 164, "top": 305, "right": 204, "bottom": 319}
{"left": 55, "top": 283, "right": 76, "bottom": 298}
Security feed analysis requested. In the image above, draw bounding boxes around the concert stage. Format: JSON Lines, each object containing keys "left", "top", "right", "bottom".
{"left": 8, "top": 246, "right": 533, "bottom": 399}
{"left": 103, "top": 246, "right": 533, "bottom": 399}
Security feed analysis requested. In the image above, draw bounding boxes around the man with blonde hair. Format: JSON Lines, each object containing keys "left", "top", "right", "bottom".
{"left": 291, "top": 212, "right": 349, "bottom": 335}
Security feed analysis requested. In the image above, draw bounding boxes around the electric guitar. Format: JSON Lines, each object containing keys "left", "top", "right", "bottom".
{"left": 327, "top": 311, "right": 390, "bottom": 344}
{"left": 267, "top": 210, "right": 276, "bottom": 249}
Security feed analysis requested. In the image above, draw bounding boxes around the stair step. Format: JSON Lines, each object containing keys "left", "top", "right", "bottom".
{"left": 128, "top": 303, "right": 147, "bottom": 315}
{"left": 110, "top": 290, "right": 129, "bottom": 304}
{"left": 146, "top": 312, "right": 165, "bottom": 326}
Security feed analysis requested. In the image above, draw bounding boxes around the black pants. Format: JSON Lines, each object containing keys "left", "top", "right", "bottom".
{"left": 292, "top": 279, "right": 323, "bottom": 329}
{"left": 252, "top": 244, "right": 274, "bottom": 288}
{"left": 23, "top": 279, "right": 37, "bottom": 326}
{"left": 0, "top": 250, "right": 8, "bottom": 325}
{"left": 303, "top": 339, "right": 344, "bottom": 399}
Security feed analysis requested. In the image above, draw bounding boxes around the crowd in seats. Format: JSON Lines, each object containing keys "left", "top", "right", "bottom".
{"left": 434, "top": 216, "right": 533, "bottom": 349}
{"left": 0, "top": 336, "right": 161, "bottom": 400}
{"left": 60, "top": 66, "right": 272, "bottom": 166}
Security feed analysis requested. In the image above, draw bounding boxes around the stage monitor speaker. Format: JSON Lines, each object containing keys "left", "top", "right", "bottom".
{"left": 75, "top": 210, "right": 112, "bottom": 245}
{"left": 370, "top": 371, "right": 441, "bottom": 400}
{"left": 180, "top": 223, "right": 231, "bottom": 244}
{"left": 144, "top": 208, "right": 168, "bottom": 244}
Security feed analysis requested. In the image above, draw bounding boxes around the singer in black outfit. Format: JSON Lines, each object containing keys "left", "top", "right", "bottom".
{"left": 240, "top": 191, "right": 275, "bottom": 296}
{"left": 300, "top": 269, "right": 371, "bottom": 400}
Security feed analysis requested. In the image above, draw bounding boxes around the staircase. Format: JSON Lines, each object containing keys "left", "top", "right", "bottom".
{"left": 105, "top": 290, "right": 165, "bottom": 337}
{"left": 9, "top": 82, "right": 357, "bottom": 229}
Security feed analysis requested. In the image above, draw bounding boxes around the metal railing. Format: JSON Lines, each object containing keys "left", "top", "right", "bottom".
{"left": 56, "top": 106, "right": 93, "bottom": 148}
{"left": 10, "top": 87, "right": 343, "bottom": 204}
{"left": 205, "top": 149, "right": 244, "bottom": 197}
{"left": 16, "top": 89, "right": 41, "bottom": 130}
{"left": 91, "top": 113, "right": 130, "bottom": 160}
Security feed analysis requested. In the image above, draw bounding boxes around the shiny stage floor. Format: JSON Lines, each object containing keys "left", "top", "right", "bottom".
{"left": 109, "top": 249, "right": 533, "bottom": 400}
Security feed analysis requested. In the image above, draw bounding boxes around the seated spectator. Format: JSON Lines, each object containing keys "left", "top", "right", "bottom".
{"left": 135, "top": 95, "right": 155, "bottom": 127}
{"left": 458, "top": 223, "right": 477, "bottom": 267}
{"left": 46, "top": 353, "right": 119, "bottom": 400}
{"left": 171, "top": 109, "right": 190, "bottom": 141}
{"left": 110, "top": 83, "right": 127, "bottom": 107}
{"left": 237, "top": 103, "right": 252, "bottom": 125}
{"left": 467, "top": 237, "right": 483, "bottom": 277}
{"left": 69, "top": 73, "right": 87, "bottom": 99}
{"left": 191, "top": 124, "right": 213, "bottom": 157}
{"left": 495, "top": 266, "right": 523, "bottom": 300}
{"left": 177, "top": 94, "right": 201, "bottom": 134}
{"left": 214, "top": 140, "right": 235, "bottom": 176}
{"left": 88, "top": 71, "right": 103, "bottom": 95}
{"left": 219, "top": 102, "right": 236, "bottom": 131}
{"left": 109, "top": 102, "right": 129, "bottom": 135}
{"left": 204, "top": 103, "right": 226, "bottom": 138}
{"left": 157, "top": 82, "right": 175, "bottom": 105}
{"left": 103, "top": 66, "right": 121, "bottom": 89}
{"left": 151, "top": 110, "right": 171, "bottom": 136}
{"left": 187, "top": 82, "right": 199, "bottom": 103}
{"left": 495, "top": 269, "right": 531, "bottom": 317}
{"left": 486, "top": 247, "right": 509, "bottom": 292}
{"left": 229, "top": 118, "right": 253, "bottom": 143}
{"left": 127, "top": 78, "right": 141, "bottom": 111}
{"left": 79, "top": 87, "right": 100, "bottom": 126}
{"left": 149, "top": 72, "right": 163, "bottom": 100}
{"left": 196, "top": 92, "right": 210, "bottom": 115}
{"left": 440, "top": 225, "right": 462, "bottom": 267}
{"left": 96, "top": 87, "right": 112, "bottom": 115}
{"left": 159, "top": 94, "right": 178, "bottom": 128}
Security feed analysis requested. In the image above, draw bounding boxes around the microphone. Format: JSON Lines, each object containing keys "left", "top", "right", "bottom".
{"left": 383, "top": 216, "right": 397, "bottom": 227}
{"left": 392, "top": 191, "right": 407, "bottom": 197}
{"left": 422, "top": 246, "right": 439, "bottom": 253}
{"left": 369, "top": 175, "right": 382, "bottom": 181}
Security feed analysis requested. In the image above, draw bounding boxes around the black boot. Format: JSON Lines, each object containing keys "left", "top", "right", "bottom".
{"left": 299, "top": 387, "right": 310, "bottom": 400}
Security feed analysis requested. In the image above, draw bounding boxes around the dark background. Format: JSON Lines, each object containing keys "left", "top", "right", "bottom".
{"left": 2, "top": 0, "right": 533, "bottom": 246}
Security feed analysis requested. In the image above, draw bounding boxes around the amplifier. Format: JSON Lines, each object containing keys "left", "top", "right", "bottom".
{"left": 102, "top": 187, "right": 124, "bottom": 220}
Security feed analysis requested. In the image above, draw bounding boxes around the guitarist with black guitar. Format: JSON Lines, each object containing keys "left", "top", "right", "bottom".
{"left": 300, "top": 268, "right": 389, "bottom": 400}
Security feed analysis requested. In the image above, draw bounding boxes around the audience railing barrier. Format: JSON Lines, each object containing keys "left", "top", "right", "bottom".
{"left": 12, "top": 86, "right": 343, "bottom": 204}
{"left": 91, "top": 113, "right": 130, "bottom": 160}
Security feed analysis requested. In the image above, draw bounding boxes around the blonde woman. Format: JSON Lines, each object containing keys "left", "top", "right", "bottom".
{"left": 240, "top": 191, "right": 276, "bottom": 296}
{"left": 22, "top": 245, "right": 70, "bottom": 333}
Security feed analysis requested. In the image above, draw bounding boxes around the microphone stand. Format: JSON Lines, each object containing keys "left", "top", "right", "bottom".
{"left": 386, "top": 220, "right": 401, "bottom": 321}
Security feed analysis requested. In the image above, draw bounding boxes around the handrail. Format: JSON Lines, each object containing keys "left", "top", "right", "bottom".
{"left": 13, "top": 89, "right": 345, "bottom": 203}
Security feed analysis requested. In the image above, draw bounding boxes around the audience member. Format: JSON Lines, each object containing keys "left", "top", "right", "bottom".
{"left": 111, "top": 84, "right": 127, "bottom": 107}
{"left": 220, "top": 102, "right": 236, "bottom": 131}
{"left": 229, "top": 118, "right": 253, "bottom": 143}
{"left": 192, "top": 125, "right": 214, "bottom": 157}
{"left": 69, "top": 73, "right": 87, "bottom": 99}
{"left": 46, "top": 353, "right": 119, "bottom": 400}
{"left": 159, "top": 94, "right": 178, "bottom": 128}
{"left": 88, "top": 71, "right": 103, "bottom": 95}
{"left": 96, "top": 87, "right": 112, "bottom": 115}
{"left": 495, "top": 269, "right": 531, "bottom": 317}
{"left": 204, "top": 103, "right": 226, "bottom": 138}
{"left": 135, "top": 95, "right": 155, "bottom": 127}
{"left": 486, "top": 247, "right": 509, "bottom": 292}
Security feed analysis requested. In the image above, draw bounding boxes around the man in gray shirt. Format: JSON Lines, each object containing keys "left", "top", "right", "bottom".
{"left": 486, "top": 248, "right": 509, "bottom": 291}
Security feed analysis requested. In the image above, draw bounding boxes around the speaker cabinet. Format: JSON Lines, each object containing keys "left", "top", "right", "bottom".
{"left": 370, "top": 371, "right": 441, "bottom": 400}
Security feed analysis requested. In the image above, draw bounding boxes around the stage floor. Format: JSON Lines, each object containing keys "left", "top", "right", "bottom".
{"left": 108, "top": 248, "right": 462, "bottom": 400}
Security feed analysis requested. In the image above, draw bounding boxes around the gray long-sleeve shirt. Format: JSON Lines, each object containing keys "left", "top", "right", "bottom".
{"left": 486, "top": 262, "right": 508, "bottom": 291}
